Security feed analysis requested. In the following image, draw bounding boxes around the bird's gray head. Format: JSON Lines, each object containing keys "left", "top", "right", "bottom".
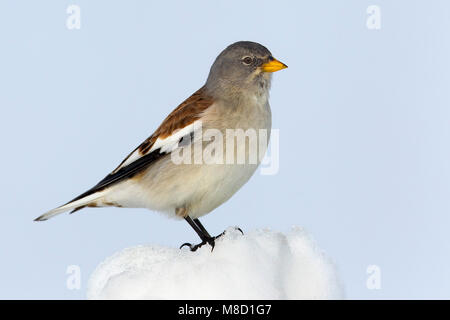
{"left": 205, "top": 41, "right": 287, "bottom": 100}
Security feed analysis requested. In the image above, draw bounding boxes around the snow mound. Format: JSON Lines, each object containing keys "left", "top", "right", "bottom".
{"left": 87, "top": 227, "right": 343, "bottom": 299}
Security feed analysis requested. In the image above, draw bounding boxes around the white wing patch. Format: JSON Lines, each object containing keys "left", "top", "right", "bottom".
{"left": 149, "top": 121, "right": 197, "bottom": 154}
{"left": 116, "top": 150, "right": 142, "bottom": 171}
{"left": 113, "top": 120, "right": 202, "bottom": 173}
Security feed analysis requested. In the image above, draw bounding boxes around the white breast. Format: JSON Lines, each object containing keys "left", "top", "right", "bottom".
{"left": 104, "top": 97, "right": 272, "bottom": 219}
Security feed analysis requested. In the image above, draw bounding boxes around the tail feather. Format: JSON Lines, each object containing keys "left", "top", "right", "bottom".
{"left": 34, "top": 191, "right": 105, "bottom": 221}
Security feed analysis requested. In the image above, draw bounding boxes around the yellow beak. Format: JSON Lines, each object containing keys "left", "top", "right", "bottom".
{"left": 261, "top": 58, "right": 288, "bottom": 72}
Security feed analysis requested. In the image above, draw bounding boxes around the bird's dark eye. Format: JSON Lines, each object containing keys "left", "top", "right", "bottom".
{"left": 242, "top": 56, "right": 253, "bottom": 65}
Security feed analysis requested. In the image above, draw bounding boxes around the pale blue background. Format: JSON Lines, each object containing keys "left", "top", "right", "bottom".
{"left": 1, "top": 0, "right": 449, "bottom": 299}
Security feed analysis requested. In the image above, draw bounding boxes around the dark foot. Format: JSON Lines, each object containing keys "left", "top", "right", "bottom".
{"left": 180, "top": 236, "right": 216, "bottom": 252}
{"left": 179, "top": 227, "right": 244, "bottom": 252}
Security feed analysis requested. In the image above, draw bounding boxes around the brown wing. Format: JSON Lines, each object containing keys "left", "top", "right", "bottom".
{"left": 113, "top": 86, "right": 214, "bottom": 172}
{"left": 68, "top": 86, "right": 214, "bottom": 206}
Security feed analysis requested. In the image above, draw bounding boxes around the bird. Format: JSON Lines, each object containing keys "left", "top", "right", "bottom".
{"left": 35, "top": 41, "right": 287, "bottom": 251}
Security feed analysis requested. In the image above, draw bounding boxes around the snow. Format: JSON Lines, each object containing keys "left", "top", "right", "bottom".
{"left": 87, "top": 227, "right": 344, "bottom": 299}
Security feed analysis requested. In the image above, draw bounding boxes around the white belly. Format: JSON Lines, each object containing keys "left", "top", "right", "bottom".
{"left": 106, "top": 99, "right": 272, "bottom": 218}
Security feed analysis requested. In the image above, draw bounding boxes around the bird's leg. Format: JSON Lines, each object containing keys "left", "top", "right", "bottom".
{"left": 180, "top": 217, "right": 216, "bottom": 251}
{"left": 193, "top": 218, "right": 212, "bottom": 238}
{"left": 179, "top": 213, "right": 245, "bottom": 252}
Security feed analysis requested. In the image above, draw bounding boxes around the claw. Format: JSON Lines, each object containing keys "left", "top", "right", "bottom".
{"left": 207, "top": 238, "right": 215, "bottom": 251}
{"left": 213, "top": 227, "right": 244, "bottom": 240}
{"left": 180, "top": 242, "right": 193, "bottom": 250}
{"left": 179, "top": 239, "right": 209, "bottom": 252}
{"left": 180, "top": 226, "right": 243, "bottom": 252}
{"left": 179, "top": 237, "right": 216, "bottom": 252}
